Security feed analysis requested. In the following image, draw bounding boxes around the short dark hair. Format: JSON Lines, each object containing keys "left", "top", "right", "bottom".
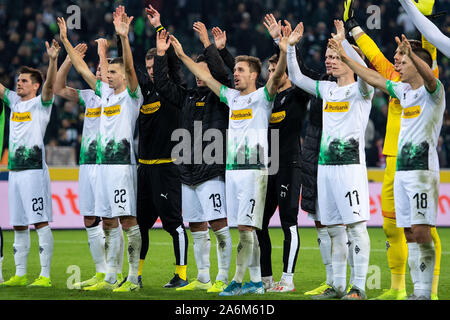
{"left": 268, "top": 53, "right": 288, "bottom": 75}
{"left": 18, "top": 66, "right": 43, "bottom": 89}
{"left": 235, "top": 55, "right": 262, "bottom": 76}
{"left": 268, "top": 54, "right": 279, "bottom": 65}
{"left": 109, "top": 57, "right": 124, "bottom": 66}
{"left": 145, "top": 48, "right": 157, "bottom": 61}
{"left": 412, "top": 47, "right": 433, "bottom": 68}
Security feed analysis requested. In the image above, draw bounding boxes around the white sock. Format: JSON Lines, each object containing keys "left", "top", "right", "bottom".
{"left": 118, "top": 227, "right": 125, "bottom": 275}
{"left": 192, "top": 230, "right": 211, "bottom": 283}
{"left": 124, "top": 225, "right": 141, "bottom": 285}
{"left": 214, "top": 226, "right": 232, "bottom": 283}
{"left": 281, "top": 272, "right": 294, "bottom": 285}
{"left": 416, "top": 242, "right": 435, "bottom": 299}
{"left": 248, "top": 230, "right": 261, "bottom": 283}
{"left": 0, "top": 256, "right": 3, "bottom": 281}
{"left": 346, "top": 222, "right": 370, "bottom": 291}
{"left": 36, "top": 225, "right": 53, "bottom": 279}
{"left": 327, "top": 225, "right": 348, "bottom": 293}
{"left": 233, "top": 230, "right": 253, "bottom": 283}
{"left": 347, "top": 238, "right": 355, "bottom": 285}
{"left": 13, "top": 229, "right": 30, "bottom": 277}
{"left": 408, "top": 242, "right": 420, "bottom": 296}
{"left": 86, "top": 225, "right": 107, "bottom": 274}
{"left": 317, "top": 227, "right": 333, "bottom": 286}
{"left": 104, "top": 227, "right": 121, "bottom": 284}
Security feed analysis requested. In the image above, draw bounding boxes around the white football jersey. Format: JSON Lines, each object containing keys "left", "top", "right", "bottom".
{"left": 4, "top": 89, "right": 53, "bottom": 170}
{"left": 95, "top": 80, "right": 143, "bottom": 165}
{"left": 316, "top": 81, "right": 373, "bottom": 166}
{"left": 78, "top": 89, "right": 103, "bottom": 165}
{"left": 387, "top": 79, "right": 445, "bottom": 171}
{"left": 220, "top": 85, "right": 274, "bottom": 170}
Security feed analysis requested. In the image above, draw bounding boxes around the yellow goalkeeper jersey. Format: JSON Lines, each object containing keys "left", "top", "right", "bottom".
{"left": 355, "top": 33, "right": 439, "bottom": 157}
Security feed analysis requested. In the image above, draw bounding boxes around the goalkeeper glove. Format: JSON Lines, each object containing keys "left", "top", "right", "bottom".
{"left": 343, "top": 0, "right": 360, "bottom": 36}
{"left": 343, "top": 0, "right": 354, "bottom": 22}
{"left": 412, "top": 0, "right": 435, "bottom": 16}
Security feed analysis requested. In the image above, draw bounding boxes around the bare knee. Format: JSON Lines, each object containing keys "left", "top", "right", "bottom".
{"left": 412, "top": 224, "right": 432, "bottom": 243}
{"left": 209, "top": 218, "right": 227, "bottom": 232}
{"left": 189, "top": 222, "right": 208, "bottom": 232}
{"left": 119, "top": 216, "right": 138, "bottom": 231}
{"left": 103, "top": 217, "right": 119, "bottom": 230}
{"left": 238, "top": 225, "right": 253, "bottom": 232}
{"left": 403, "top": 227, "right": 416, "bottom": 242}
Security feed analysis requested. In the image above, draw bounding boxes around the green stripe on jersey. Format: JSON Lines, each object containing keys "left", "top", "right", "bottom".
{"left": 386, "top": 80, "right": 398, "bottom": 99}
{"left": 95, "top": 79, "right": 102, "bottom": 97}
{"left": 264, "top": 85, "right": 275, "bottom": 102}
{"left": 220, "top": 85, "right": 229, "bottom": 105}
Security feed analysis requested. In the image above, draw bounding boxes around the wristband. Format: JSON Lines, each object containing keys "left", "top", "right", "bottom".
{"left": 155, "top": 25, "right": 165, "bottom": 32}
{"left": 344, "top": 17, "right": 360, "bottom": 36}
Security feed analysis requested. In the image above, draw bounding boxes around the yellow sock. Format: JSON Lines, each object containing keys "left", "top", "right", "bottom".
{"left": 391, "top": 273, "right": 405, "bottom": 292}
{"left": 138, "top": 259, "right": 145, "bottom": 277}
{"left": 431, "top": 227, "right": 441, "bottom": 296}
{"left": 382, "top": 217, "right": 407, "bottom": 290}
{"left": 175, "top": 265, "right": 187, "bottom": 281}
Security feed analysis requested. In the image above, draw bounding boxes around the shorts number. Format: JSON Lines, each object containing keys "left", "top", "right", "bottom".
{"left": 32, "top": 197, "right": 44, "bottom": 211}
{"left": 249, "top": 199, "right": 256, "bottom": 213}
{"left": 413, "top": 193, "right": 427, "bottom": 209}
{"left": 345, "top": 190, "right": 360, "bottom": 207}
{"left": 209, "top": 194, "right": 222, "bottom": 209}
{"left": 114, "top": 189, "right": 127, "bottom": 203}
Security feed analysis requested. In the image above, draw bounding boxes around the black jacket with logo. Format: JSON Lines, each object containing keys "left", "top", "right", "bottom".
{"left": 137, "top": 46, "right": 184, "bottom": 162}
{"left": 153, "top": 44, "right": 231, "bottom": 185}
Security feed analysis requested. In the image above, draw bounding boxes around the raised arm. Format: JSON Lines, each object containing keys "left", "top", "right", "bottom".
{"left": 286, "top": 22, "right": 317, "bottom": 96}
{"left": 153, "top": 30, "right": 186, "bottom": 107}
{"left": 397, "top": 34, "right": 437, "bottom": 92}
{"left": 194, "top": 21, "right": 230, "bottom": 85}
{"left": 267, "top": 26, "right": 289, "bottom": 97}
{"left": 95, "top": 38, "right": 109, "bottom": 83}
{"left": 113, "top": 6, "right": 139, "bottom": 93}
{"left": 41, "top": 39, "right": 61, "bottom": 102}
{"left": 328, "top": 38, "right": 390, "bottom": 95}
{"left": 398, "top": 0, "right": 450, "bottom": 57}
{"left": 55, "top": 43, "right": 87, "bottom": 102}
{"left": 170, "top": 34, "right": 222, "bottom": 97}
{"left": 212, "top": 27, "right": 235, "bottom": 72}
{"left": 145, "top": 4, "right": 184, "bottom": 86}
{"left": 333, "top": 19, "right": 372, "bottom": 97}
{"left": 57, "top": 17, "right": 97, "bottom": 90}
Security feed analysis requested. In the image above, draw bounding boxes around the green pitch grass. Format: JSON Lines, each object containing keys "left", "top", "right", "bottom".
{"left": 0, "top": 227, "right": 449, "bottom": 300}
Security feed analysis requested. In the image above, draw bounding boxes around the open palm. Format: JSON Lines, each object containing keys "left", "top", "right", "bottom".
{"left": 46, "top": 39, "right": 60, "bottom": 60}
{"left": 288, "top": 22, "right": 304, "bottom": 46}
{"left": 113, "top": 6, "right": 133, "bottom": 37}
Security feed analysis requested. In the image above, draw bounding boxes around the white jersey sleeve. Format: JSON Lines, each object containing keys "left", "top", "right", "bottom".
{"left": 287, "top": 45, "right": 317, "bottom": 96}
{"left": 219, "top": 85, "right": 240, "bottom": 107}
{"left": 427, "top": 79, "right": 445, "bottom": 105}
{"left": 2, "top": 89, "right": 21, "bottom": 111}
{"left": 399, "top": 0, "right": 450, "bottom": 58}
{"left": 386, "top": 80, "right": 407, "bottom": 101}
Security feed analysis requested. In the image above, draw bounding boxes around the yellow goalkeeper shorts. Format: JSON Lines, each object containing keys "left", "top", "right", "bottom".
{"left": 381, "top": 156, "right": 396, "bottom": 218}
